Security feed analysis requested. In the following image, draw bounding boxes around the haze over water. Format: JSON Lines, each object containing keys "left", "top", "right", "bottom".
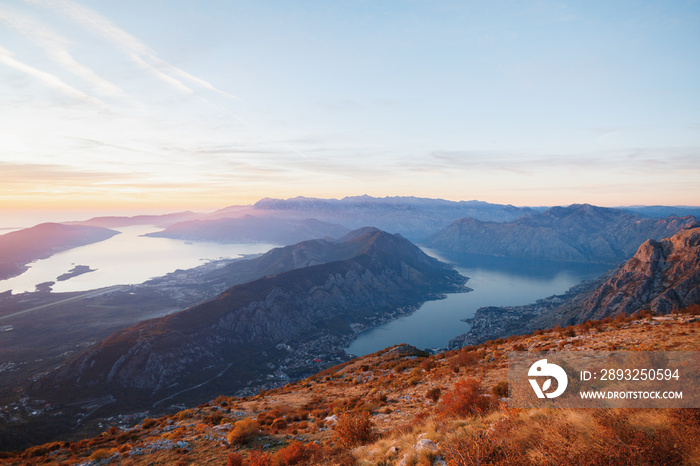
{"left": 0, "top": 225, "right": 276, "bottom": 294}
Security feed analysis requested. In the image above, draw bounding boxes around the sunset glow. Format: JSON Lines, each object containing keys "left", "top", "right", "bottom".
{"left": 1, "top": 0, "right": 698, "bottom": 216}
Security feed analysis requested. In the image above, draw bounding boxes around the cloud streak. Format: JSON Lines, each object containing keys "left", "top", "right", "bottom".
{"left": 0, "top": 4, "right": 129, "bottom": 101}
{"left": 0, "top": 45, "right": 106, "bottom": 106}
{"left": 427, "top": 148, "right": 700, "bottom": 175}
{"left": 24, "top": 0, "right": 236, "bottom": 99}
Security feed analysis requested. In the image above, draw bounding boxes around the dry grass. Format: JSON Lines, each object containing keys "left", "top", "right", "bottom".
{"left": 2, "top": 312, "right": 699, "bottom": 466}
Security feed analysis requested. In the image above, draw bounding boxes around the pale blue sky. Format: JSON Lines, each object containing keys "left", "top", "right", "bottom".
{"left": 0, "top": 0, "right": 698, "bottom": 212}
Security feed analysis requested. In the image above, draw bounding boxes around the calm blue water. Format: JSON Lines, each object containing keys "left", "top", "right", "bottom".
{"left": 346, "top": 249, "right": 611, "bottom": 355}
{"left": 0, "top": 225, "right": 277, "bottom": 294}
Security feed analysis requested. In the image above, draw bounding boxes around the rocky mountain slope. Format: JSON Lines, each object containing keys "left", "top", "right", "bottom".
{"left": 449, "top": 225, "right": 700, "bottom": 347}
{"left": 424, "top": 204, "right": 695, "bottom": 264}
{"left": 539, "top": 224, "right": 700, "bottom": 325}
{"left": 0, "top": 223, "right": 119, "bottom": 281}
{"left": 33, "top": 228, "right": 468, "bottom": 411}
{"left": 144, "top": 215, "right": 349, "bottom": 245}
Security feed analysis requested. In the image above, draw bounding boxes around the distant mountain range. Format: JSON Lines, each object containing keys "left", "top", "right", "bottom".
{"left": 64, "top": 197, "right": 700, "bottom": 249}
{"left": 0, "top": 223, "right": 118, "bottom": 281}
{"left": 144, "top": 215, "right": 349, "bottom": 244}
{"left": 70, "top": 196, "right": 542, "bottom": 242}
{"left": 249, "top": 196, "right": 541, "bottom": 240}
{"left": 424, "top": 204, "right": 696, "bottom": 264}
{"left": 620, "top": 205, "right": 700, "bottom": 219}
{"left": 34, "top": 228, "right": 468, "bottom": 410}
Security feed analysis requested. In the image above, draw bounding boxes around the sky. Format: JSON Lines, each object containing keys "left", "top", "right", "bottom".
{"left": 0, "top": 0, "right": 699, "bottom": 217}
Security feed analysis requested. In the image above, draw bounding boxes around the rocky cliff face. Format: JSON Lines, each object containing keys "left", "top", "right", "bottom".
{"left": 36, "top": 228, "right": 467, "bottom": 408}
{"left": 424, "top": 204, "right": 696, "bottom": 264}
{"left": 553, "top": 225, "right": 700, "bottom": 322}
{"left": 449, "top": 226, "right": 700, "bottom": 347}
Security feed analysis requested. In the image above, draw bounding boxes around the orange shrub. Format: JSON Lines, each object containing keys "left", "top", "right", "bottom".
{"left": 142, "top": 418, "right": 157, "bottom": 429}
{"left": 491, "top": 381, "right": 509, "bottom": 398}
{"left": 248, "top": 449, "right": 273, "bottom": 466}
{"left": 426, "top": 387, "right": 441, "bottom": 403}
{"left": 421, "top": 358, "right": 436, "bottom": 371}
{"left": 271, "top": 418, "right": 288, "bottom": 430}
{"left": 333, "top": 411, "right": 376, "bottom": 448}
{"left": 435, "top": 379, "right": 494, "bottom": 419}
{"left": 275, "top": 441, "right": 308, "bottom": 465}
{"left": 227, "top": 452, "right": 244, "bottom": 466}
{"left": 89, "top": 448, "right": 113, "bottom": 461}
{"left": 227, "top": 419, "right": 260, "bottom": 445}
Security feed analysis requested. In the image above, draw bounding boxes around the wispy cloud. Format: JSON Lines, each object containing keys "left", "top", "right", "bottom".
{"left": 24, "top": 0, "right": 236, "bottom": 99}
{"left": 0, "top": 4, "right": 129, "bottom": 101}
{"left": 427, "top": 148, "right": 700, "bottom": 174}
{"left": 0, "top": 161, "right": 135, "bottom": 186}
{"left": 0, "top": 45, "right": 106, "bottom": 106}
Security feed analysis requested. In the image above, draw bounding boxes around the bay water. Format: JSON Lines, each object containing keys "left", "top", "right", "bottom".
{"left": 346, "top": 249, "right": 611, "bottom": 355}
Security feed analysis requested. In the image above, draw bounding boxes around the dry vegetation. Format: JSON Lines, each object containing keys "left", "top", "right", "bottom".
{"left": 1, "top": 306, "right": 699, "bottom": 465}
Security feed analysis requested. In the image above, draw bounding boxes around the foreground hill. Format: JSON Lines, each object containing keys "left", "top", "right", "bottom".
{"left": 4, "top": 310, "right": 699, "bottom": 464}
{"left": 424, "top": 204, "right": 695, "bottom": 264}
{"left": 144, "top": 215, "right": 349, "bottom": 245}
{"left": 450, "top": 225, "right": 700, "bottom": 348}
{"left": 0, "top": 223, "right": 119, "bottom": 281}
{"left": 33, "top": 228, "right": 467, "bottom": 412}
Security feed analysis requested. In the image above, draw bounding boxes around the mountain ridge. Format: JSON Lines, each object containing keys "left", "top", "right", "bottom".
{"left": 424, "top": 203, "right": 696, "bottom": 264}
